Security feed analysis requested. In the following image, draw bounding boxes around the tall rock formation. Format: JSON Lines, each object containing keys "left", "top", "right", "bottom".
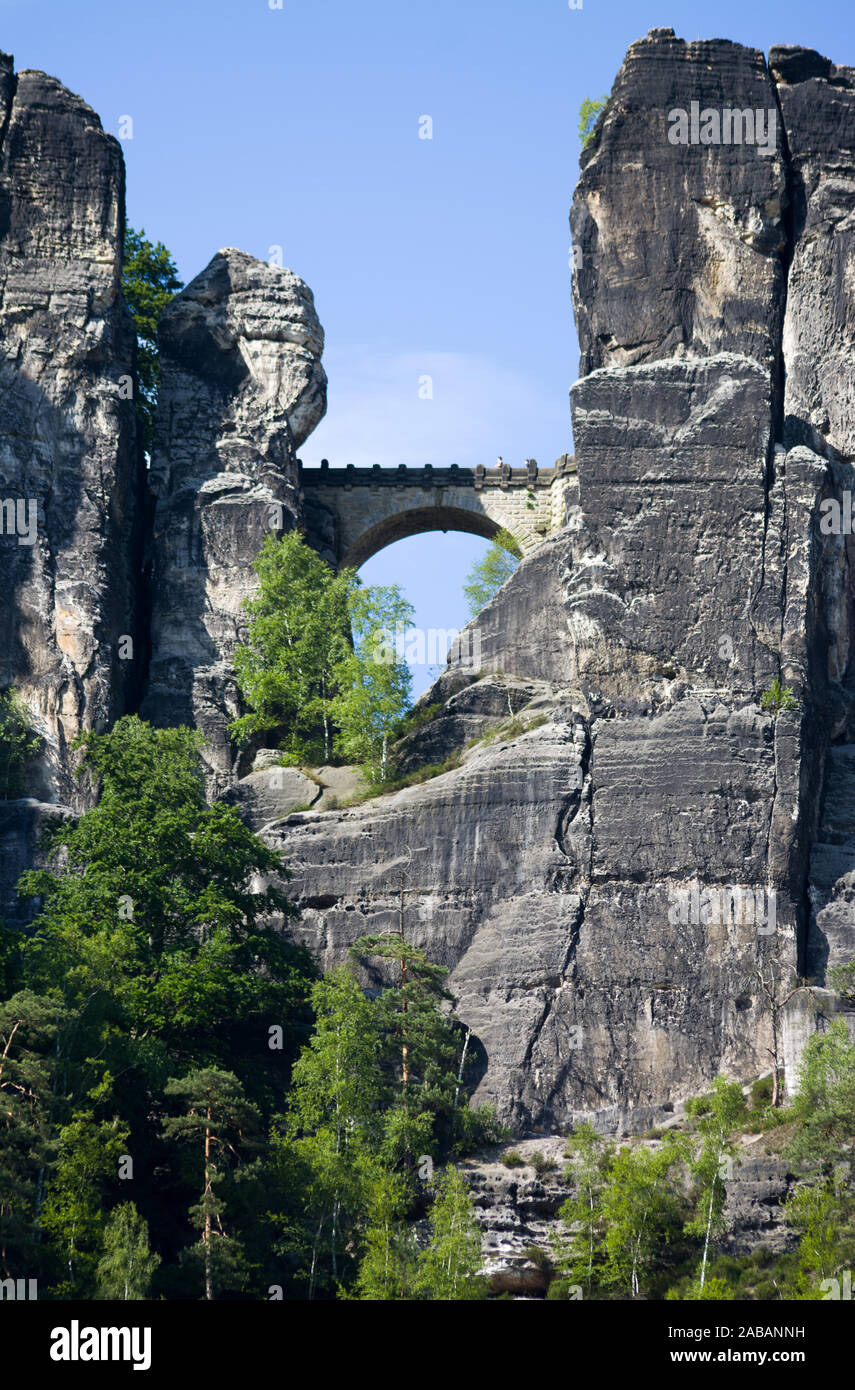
{"left": 770, "top": 46, "right": 855, "bottom": 458}
{"left": 141, "top": 249, "right": 326, "bottom": 786}
{"left": 570, "top": 32, "right": 788, "bottom": 400}
{"left": 0, "top": 59, "right": 142, "bottom": 804}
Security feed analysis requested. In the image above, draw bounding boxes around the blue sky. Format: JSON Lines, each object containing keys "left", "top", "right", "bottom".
{"left": 1, "top": 0, "right": 851, "bottom": 695}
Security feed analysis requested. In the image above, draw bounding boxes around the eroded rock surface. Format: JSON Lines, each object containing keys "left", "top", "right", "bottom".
{"left": 772, "top": 47, "right": 855, "bottom": 458}
{"left": 570, "top": 31, "right": 787, "bottom": 393}
{"left": 0, "top": 60, "right": 142, "bottom": 804}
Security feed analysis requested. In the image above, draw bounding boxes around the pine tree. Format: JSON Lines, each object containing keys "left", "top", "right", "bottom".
{"left": 348, "top": 933, "right": 462, "bottom": 1170}
{"left": 163, "top": 1068, "right": 261, "bottom": 1301}
{"left": 122, "top": 227, "right": 183, "bottom": 454}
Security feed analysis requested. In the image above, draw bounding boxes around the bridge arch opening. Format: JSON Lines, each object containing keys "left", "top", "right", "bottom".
{"left": 341, "top": 504, "right": 505, "bottom": 570}
{"left": 356, "top": 526, "right": 510, "bottom": 698}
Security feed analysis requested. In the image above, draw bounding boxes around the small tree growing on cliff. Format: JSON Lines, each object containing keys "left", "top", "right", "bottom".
{"left": 462, "top": 530, "right": 521, "bottom": 620}
{"left": 684, "top": 1077, "right": 746, "bottom": 1294}
{"left": 0, "top": 688, "right": 40, "bottom": 798}
{"left": 578, "top": 96, "right": 608, "bottom": 147}
{"left": 122, "top": 227, "right": 183, "bottom": 455}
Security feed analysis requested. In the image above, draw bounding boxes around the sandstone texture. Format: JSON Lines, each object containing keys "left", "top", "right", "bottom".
{"left": 0, "top": 60, "right": 142, "bottom": 804}
{"left": 570, "top": 31, "right": 787, "bottom": 394}
{"left": 771, "top": 48, "right": 855, "bottom": 458}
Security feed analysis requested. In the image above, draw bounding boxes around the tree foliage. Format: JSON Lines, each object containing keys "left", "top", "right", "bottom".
{"left": 96, "top": 1202, "right": 160, "bottom": 1300}
{"left": 462, "top": 529, "right": 521, "bottom": 619}
{"left": 332, "top": 586, "right": 414, "bottom": 781}
{"left": 578, "top": 96, "right": 608, "bottom": 147}
{"left": 122, "top": 227, "right": 183, "bottom": 454}
{"left": 0, "top": 689, "right": 40, "bottom": 799}
{"left": 231, "top": 531, "right": 413, "bottom": 780}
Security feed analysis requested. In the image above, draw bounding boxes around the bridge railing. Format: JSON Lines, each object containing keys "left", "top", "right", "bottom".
{"left": 298, "top": 455, "right": 576, "bottom": 488}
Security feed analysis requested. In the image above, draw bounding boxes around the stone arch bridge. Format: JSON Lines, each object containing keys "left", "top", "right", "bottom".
{"left": 299, "top": 456, "right": 576, "bottom": 568}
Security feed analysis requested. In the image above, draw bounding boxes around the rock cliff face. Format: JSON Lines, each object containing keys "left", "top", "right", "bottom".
{"left": 570, "top": 32, "right": 787, "bottom": 401}
{"left": 771, "top": 47, "right": 855, "bottom": 458}
{"left": 0, "top": 57, "right": 142, "bottom": 931}
{"left": 0, "top": 59, "right": 141, "bottom": 803}
{"left": 2, "top": 32, "right": 855, "bottom": 1138}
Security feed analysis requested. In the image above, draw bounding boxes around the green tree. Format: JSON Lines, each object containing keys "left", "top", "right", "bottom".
{"left": 787, "top": 1018, "right": 855, "bottom": 1170}
{"left": 278, "top": 950, "right": 496, "bottom": 1298}
{"left": 96, "top": 1202, "right": 160, "bottom": 1300}
{"left": 578, "top": 96, "right": 608, "bottom": 147}
{"left": 554, "top": 1121, "right": 611, "bottom": 1293}
{"left": 282, "top": 967, "right": 384, "bottom": 1296}
{"left": 163, "top": 1068, "right": 261, "bottom": 1301}
{"left": 760, "top": 678, "right": 800, "bottom": 716}
{"left": 600, "top": 1136, "right": 688, "bottom": 1297}
{"left": 18, "top": 716, "right": 310, "bottom": 1079}
{"left": 348, "top": 933, "right": 465, "bottom": 1170}
{"left": 122, "top": 227, "right": 183, "bottom": 454}
{"left": 40, "top": 1111, "right": 130, "bottom": 1298}
{"left": 0, "top": 689, "right": 40, "bottom": 799}
{"left": 0, "top": 991, "right": 66, "bottom": 1278}
{"left": 784, "top": 1178, "right": 855, "bottom": 1299}
{"left": 332, "top": 585, "right": 414, "bottom": 781}
{"left": 462, "top": 529, "right": 521, "bottom": 619}
{"left": 666, "top": 1274, "right": 735, "bottom": 1301}
{"left": 684, "top": 1077, "right": 746, "bottom": 1292}
{"left": 417, "top": 1165, "right": 486, "bottom": 1300}
{"left": 353, "top": 1162, "right": 418, "bottom": 1300}
{"left": 231, "top": 531, "right": 357, "bottom": 763}
{"left": 829, "top": 956, "right": 855, "bottom": 1001}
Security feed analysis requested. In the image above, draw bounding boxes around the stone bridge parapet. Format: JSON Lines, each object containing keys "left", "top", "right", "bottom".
{"left": 299, "top": 455, "right": 576, "bottom": 567}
